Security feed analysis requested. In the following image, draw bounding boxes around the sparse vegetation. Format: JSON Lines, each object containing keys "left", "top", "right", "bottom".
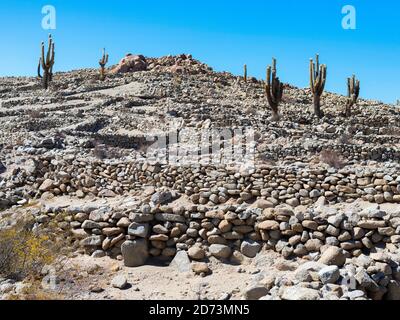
{"left": 265, "top": 58, "right": 284, "bottom": 121}
{"left": 99, "top": 48, "right": 109, "bottom": 81}
{"left": 345, "top": 75, "right": 360, "bottom": 117}
{"left": 309, "top": 54, "right": 327, "bottom": 118}
{"left": 0, "top": 218, "right": 56, "bottom": 280}
{"left": 319, "top": 149, "right": 344, "bottom": 169}
{"left": 92, "top": 140, "right": 128, "bottom": 159}
{"left": 26, "top": 109, "right": 45, "bottom": 119}
{"left": 37, "top": 34, "right": 55, "bottom": 89}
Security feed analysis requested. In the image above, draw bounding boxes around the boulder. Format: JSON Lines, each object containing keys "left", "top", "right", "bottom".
{"left": 209, "top": 244, "right": 232, "bottom": 259}
{"left": 243, "top": 285, "right": 269, "bottom": 300}
{"left": 170, "top": 250, "right": 191, "bottom": 273}
{"left": 191, "top": 262, "right": 210, "bottom": 275}
{"left": 318, "top": 265, "right": 340, "bottom": 284}
{"left": 318, "top": 246, "right": 346, "bottom": 267}
{"left": 151, "top": 191, "right": 173, "bottom": 205}
{"left": 188, "top": 247, "right": 205, "bottom": 260}
{"left": 240, "top": 240, "right": 261, "bottom": 258}
{"left": 39, "top": 179, "right": 54, "bottom": 192}
{"left": 386, "top": 280, "right": 400, "bottom": 300}
{"left": 128, "top": 222, "right": 150, "bottom": 238}
{"left": 111, "top": 275, "right": 128, "bottom": 289}
{"left": 112, "top": 54, "right": 147, "bottom": 73}
{"left": 121, "top": 239, "right": 149, "bottom": 267}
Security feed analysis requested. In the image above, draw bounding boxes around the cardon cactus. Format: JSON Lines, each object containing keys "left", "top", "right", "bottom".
{"left": 99, "top": 48, "right": 109, "bottom": 81}
{"left": 309, "top": 54, "right": 327, "bottom": 118}
{"left": 244, "top": 64, "right": 247, "bottom": 82}
{"left": 345, "top": 75, "right": 360, "bottom": 117}
{"left": 37, "top": 34, "right": 55, "bottom": 89}
{"left": 265, "top": 58, "right": 284, "bottom": 120}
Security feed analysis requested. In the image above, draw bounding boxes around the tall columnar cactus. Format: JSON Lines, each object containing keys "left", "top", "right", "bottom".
{"left": 265, "top": 58, "right": 284, "bottom": 120}
{"left": 99, "top": 48, "right": 109, "bottom": 81}
{"left": 37, "top": 34, "right": 55, "bottom": 89}
{"left": 309, "top": 54, "right": 327, "bottom": 118}
{"left": 345, "top": 75, "right": 360, "bottom": 117}
{"left": 244, "top": 64, "right": 247, "bottom": 82}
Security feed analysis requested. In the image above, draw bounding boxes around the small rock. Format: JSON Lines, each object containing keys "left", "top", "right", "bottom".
{"left": 282, "top": 286, "right": 320, "bottom": 300}
{"left": 111, "top": 275, "right": 128, "bottom": 289}
{"left": 243, "top": 285, "right": 269, "bottom": 300}
{"left": 191, "top": 262, "right": 210, "bottom": 275}
{"left": 209, "top": 244, "right": 232, "bottom": 259}
{"left": 318, "top": 265, "right": 340, "bottom": 284}
{"left": 240, "top": 240, "right": 261, "bottom": 258}
{"left": 318, "top": 246, "right": 346, "bottom": 267}
{"left": 188, "top": 247, "right": 205, "bottom": 260}
{"left": 170, "top": 250, "right": 191, "bottom": 273}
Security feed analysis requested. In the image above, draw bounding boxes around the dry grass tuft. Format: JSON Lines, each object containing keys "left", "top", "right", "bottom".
{"left": 319, "top": 149, "right": 345, "bottom": 169}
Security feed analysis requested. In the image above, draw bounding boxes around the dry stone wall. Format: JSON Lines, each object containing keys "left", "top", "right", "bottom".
{"left": 2, "top": 155, "right": 400, "bottom": 209}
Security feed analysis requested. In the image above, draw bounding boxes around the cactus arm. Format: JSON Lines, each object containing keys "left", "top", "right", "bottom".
{"left": 41, "top": 42, "right": 46, "bottom": 69}
{"left": 37, "top": 58, "right": 42, "bottom": 78}
{"left": 310, "top": 59, "right": 315, "bottom": 94}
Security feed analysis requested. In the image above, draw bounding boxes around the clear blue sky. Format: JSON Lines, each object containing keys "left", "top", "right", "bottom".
{"left": 0, "top": 0, "right": 399, "bottom": 103}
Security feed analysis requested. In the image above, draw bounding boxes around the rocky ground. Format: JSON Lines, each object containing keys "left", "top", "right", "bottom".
{"left": 0, "top": 54, "right": 399, "bottom": 300}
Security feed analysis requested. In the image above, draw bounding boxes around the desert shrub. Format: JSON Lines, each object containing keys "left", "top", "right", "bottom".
{"left": 26, "top": 109, "right": 45, "bottom": 119}
{"left": 319, "top": 149, "right": 345, "bottom": 169}
{"left": 338, "top": 132, "right": 352, "bottom": 145}
{"left": 0, "top": 218, "right": 57, "bottom": 280}
{"left": 92, "top": 140, "right": 128, "bottom": 159}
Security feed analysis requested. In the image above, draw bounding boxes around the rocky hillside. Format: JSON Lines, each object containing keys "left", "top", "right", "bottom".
{"left": 0, "top": 54, "right": 400, "bottom": 301}
{"left": 0, "top": 53, "right": 398, "bottom": 165}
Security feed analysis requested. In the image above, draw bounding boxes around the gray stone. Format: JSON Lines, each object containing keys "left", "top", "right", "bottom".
{"left": 39, "top": 179, "right": 54, "bottom": 192}
{"left": 81, "top": 220, "right": 101, "bottom": 229}
{"left": 282, "top": 286, "right": 320, "bottom": 300}
{"left": 121, "top": 239, "right": 148, "bottom": 267}
{"left": 386, "top": 280, "right": 400, "bottom": 300}
{"left": 155, "top": 213, "right": 185, "bottom": 223}
{"left": 128, "top": 222, "right": 150, "bottom": 238}
{"left": 188, "top": 247, "right": 205, "bottom": 260}
{"left": 354, "top": 269, "right": 379, "bottom": 291}
{"left": 318, "top": 246, "right": 346, "bottom": 267}
{"left": 286, "top": 198, "right": 300, "bottom": 207}
{"left": 240, "top": 240, "right": 261, "bottom": 258}
{"left": 295, "top": 262, "right": 326, "bottom": 282}
{"left": 327, "top": 213, "right": 344, "bottom": 227}
{"left": 359, "top": 208, "right": 386, "bottom": 219}
{"left": 151, "top": 191, "right": 172, "bottom": 205}
{"left": 318, "top": 265, "right": 340, "bottom": 284}
{"left": 243, "top": 285, "right": 269, "bottom": 300}
{"left": 347, "top": 290, "right": 366, "bottom": 300}
{"left": 89, "top": 207, "right": 111, "bottom": 222}
{"left": 309, "top": 190, "right": 321, "bottom": 198}
{"left": 129, "top": 212, "right": 154, "bottom": 223}
{"left": 209, "top": 244, "right": 232, "bottom": 259}
{"left": 170, "top": 250, "right": 191, "bottom": 273}
{"left": 91, "top": 250, "right": 106, "bottom": 258}
{"left": 80, "top": 235, "right": 103, "bottom": 247}
{"left": 111, "top": 275, "right": 128, "bottom": 289}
